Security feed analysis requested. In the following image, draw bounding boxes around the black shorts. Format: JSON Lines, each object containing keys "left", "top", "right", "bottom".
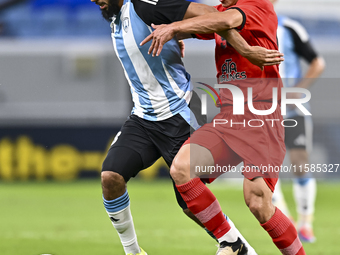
{"left": 285, "top": 115, "right": 313, "bottom": 151}
{"left": 105, "top": 113, "right": 191, "bottom": 176}
{"left": 102, "top": 92, "right": 206, "bottom": 209}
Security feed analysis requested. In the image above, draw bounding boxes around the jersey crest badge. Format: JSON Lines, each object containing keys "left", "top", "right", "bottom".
{"left": 123, "top": 17, "right": 130, "bottom": 33}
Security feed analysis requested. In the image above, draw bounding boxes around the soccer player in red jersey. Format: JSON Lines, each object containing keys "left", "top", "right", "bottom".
{"left": 141, "top": 0, "right": 306, "bottom": 254}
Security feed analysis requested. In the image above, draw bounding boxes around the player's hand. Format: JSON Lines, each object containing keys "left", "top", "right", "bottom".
{"left": 178, "top": 40, "right": 185, "bottom": 58}
{"left": 140, "top": 23, "right": 176, "bottom": 57}
{"left": 244, "top": 46, "right": 284, "bottom": 70}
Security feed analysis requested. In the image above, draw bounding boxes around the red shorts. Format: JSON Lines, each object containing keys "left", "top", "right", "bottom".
{"left": 186, "top": 102, "right": 286, "bottom": 192}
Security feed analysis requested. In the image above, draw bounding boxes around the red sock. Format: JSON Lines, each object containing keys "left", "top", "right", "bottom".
{"left": 261, "top": 208, "right": 305, "bottom": 255}
{"left": 176, "top": 178, "right": 230, "bottom": 239}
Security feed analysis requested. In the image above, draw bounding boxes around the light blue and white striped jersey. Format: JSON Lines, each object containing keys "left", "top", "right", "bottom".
{"left": 110, "top": 0, "right": 198, "bottom": 128}
{"left": 277, "top": 16, "right": 312, "bottom": 118}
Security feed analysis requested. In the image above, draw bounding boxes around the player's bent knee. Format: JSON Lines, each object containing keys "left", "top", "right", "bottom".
{"left": 170, "top": 144, "right": 192, "bottom": 184}
{"left": 101, "top": 171, "right": 125, "bottom": 187}
{"left": 246, "top": 197, "right": 263, "bottom": 216}
{"left": 101, "top": 171, "right": 126, "bottom": 199}
{"left": 170, "top": 161, "right": 187, "bottom": 184}
{"left": 170, "top": 155, "right": 190, "bottom": 184}
{"left": 246, "top": 196, "right": 273, "bottom": 223}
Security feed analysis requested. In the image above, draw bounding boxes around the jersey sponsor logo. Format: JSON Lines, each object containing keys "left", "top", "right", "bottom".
{"left": 220, "top": 59, "right": 247, "bottom": 83}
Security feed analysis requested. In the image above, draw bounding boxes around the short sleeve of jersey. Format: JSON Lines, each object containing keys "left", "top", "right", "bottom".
{"left": 132, "top": 0, "right": 191, "bottom": 26}
{"left": 284, "top": 20, "right": 318, "bottom": 63}
{"left": 230, "top": 0, "right": 269, "bottom": 31}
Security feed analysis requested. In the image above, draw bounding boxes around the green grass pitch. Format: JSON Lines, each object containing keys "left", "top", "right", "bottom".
{"left": 1, "top": 179, "right": 339, "bottom": 255}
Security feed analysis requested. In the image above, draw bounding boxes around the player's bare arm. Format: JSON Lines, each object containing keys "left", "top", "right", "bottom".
{"left": 183, "top": 2, "right": 217, "bottom": 19}
{"left": 293, "top": 56, "right": 325, "bottom": 89}
{"left": 177, "top": 29, "right": 284, "bottom": 69}
{"left": 219, "top": 29, "right": 284, "bottom": 70}
{"left": 140, "top": 5, "right": 283, "bottom": 69}
{"left": 174, "top": 2, "right": 217, "bottom": 40}
{"left": 141, "top": 8, "right": 242, "bottom": 56}
{"left": 287, "top": 56, "right": 325, "bottom": 100}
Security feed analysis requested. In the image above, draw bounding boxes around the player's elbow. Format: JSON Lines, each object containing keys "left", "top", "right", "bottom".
{"left": 221, "top": 20, "right": 234, "bottom": 30}
{"left": 311, "top": 56, "right": 326, "bottom": 76}
{"left": 316, "top": 56, "right": 326, "bottom": 73}
{"left": 216, "top": 17, "right": 236, "bottom": 30}
{"left": 218, "top": 9, "right": 243, "bottom": 30}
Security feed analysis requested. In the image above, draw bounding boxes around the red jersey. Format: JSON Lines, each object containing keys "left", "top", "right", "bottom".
{"left": 196, "top": 0, "right": 282, "bottom": 106}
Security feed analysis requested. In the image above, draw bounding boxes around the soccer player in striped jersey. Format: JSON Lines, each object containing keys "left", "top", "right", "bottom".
{"left": 269, "top": 0, "right": 325, "bottom": 243}
{"left": 91, "top": 0, "right": 283, "bottom": 254}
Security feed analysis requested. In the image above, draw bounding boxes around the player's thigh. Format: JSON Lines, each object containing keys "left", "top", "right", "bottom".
{"left": 148, "top": 92, "right": 207, "bottom": 167}
{"left": 146, "top": 113, "right": 192, "bottom": 167}
{"left": 289, "top": 148, "right": 308, "bottom": 165}
{"left": 102, "top": 117, "right": 161, "bottom": 182}
{"left": 189, "top": 129, "right": 243, "bottom": 179}
{"left": 172, "top": 142, "right": 214, "bottom": 168}
{"left": 170, "top": 143, "right": 213, "bottom": 185}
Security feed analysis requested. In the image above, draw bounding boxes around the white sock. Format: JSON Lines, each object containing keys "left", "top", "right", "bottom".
{"left": 226, "top": 216, "right": 257, "bottom": 255}
{"left": 217, "top": 226, "right": 239, "bottom": 243}
{"left": 104, "top": 192, "right": 140, "bottom": 255}
{"left": 272, "top": 179, "right": 291, "bottom": 217}
{"left": 293, "top": 177, "right": 316, "bottom": 228}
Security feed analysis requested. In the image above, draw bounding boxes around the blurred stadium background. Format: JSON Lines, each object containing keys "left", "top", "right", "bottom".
{"left": 0, "top": 0, "right": 339, "bottom": 254}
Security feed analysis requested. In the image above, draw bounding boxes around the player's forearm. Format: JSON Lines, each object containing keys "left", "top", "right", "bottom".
{"left": 171, "top": 9, "right": 243, "bottom": 35}
{"left": 218, "top": 29, "right": 251, "bottom": 56}
{"left": 305, "top": 57, "right": 326, "bottom": 79}
{"left": 296, "top": 57, "right": 325, "bottom": 89}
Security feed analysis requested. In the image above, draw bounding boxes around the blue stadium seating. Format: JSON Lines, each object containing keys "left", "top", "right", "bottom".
{"left": 0, "top": 1, "right": 339, "bottom": 38}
